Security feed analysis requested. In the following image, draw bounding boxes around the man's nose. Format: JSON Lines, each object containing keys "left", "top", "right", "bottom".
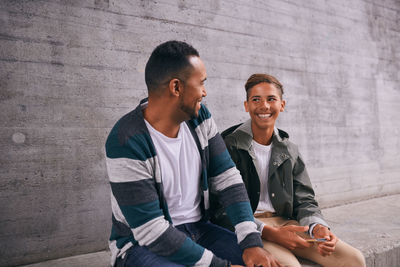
{"left": 260, "top": 99, "right": 269, "bottom": 109}
{"left": 202, "top": 87, "right": 207, "bottom": 97}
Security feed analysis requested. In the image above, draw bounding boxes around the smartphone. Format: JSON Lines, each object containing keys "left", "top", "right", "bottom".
{"left": 306, "top": 238, "right": 327, "bottom": 243}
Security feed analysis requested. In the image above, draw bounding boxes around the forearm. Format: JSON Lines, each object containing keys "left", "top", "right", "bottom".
{"left": 261, "top": 225, "right": 279, "bottom": 242}
{"left": 115, "top": 204, "right": 228, "bottom": 266}
{"left": 293, "top": 154, "right": 329, "bottom": 229}
{"left": 219, "top": 183, "right": 263, "bottom": 249}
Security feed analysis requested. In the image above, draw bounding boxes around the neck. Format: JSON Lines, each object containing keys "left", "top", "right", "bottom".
{"left": 143, "top": 97, "right": 182, "bottom": 138}
{"left": 251, "top": 124, "right": 274, "bottom": 145}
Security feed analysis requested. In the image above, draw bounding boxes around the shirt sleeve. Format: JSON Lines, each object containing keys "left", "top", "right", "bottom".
{"left": 204, "top": 114, "right": 263, "bottom": 250}
{"left": 292, "top": 151, "right": 329, "bottom": 229}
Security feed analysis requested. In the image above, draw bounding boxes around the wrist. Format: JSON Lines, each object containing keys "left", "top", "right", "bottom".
{"left": 262, "top": 225, "right": 278, "bottom": 242}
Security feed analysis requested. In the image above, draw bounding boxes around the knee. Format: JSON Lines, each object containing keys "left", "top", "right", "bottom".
{"left": 347, "top": 248, "right": 366, "bottom": 267}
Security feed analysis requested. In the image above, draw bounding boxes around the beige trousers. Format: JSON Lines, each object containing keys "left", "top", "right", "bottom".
{"left": 258, "top": 217, "right": 366, "bottom": 267}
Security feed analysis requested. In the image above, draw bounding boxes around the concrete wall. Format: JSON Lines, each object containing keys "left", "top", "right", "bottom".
{"left": 0, "top": 0, "right": 399, "bottom": 265}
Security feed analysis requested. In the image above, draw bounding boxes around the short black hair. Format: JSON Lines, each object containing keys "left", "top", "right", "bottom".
{"left": 145, "top": 40, "right": 199, "bottom": 93}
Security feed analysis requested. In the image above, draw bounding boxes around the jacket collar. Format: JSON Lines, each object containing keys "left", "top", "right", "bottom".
{"left": 231, "top": 119, "right": 291, "bottom": 167}
{"left": 233, "top": 119, "right": 284, "bottom": 149}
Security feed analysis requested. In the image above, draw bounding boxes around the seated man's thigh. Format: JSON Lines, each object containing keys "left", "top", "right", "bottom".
{"left": 119, "top": 245, "right": 185, "bottom": 267}
{"left": 293, "top": 239, "right": 366, "bottom": 267}
{"left": 263, "top": 240, "right": 301, "bottom": 267}
{"left": 258, "top": 216, "right": 299, "bottom": 227}
{"left": 196, "top": 221, "right": 244, "bottom": 265}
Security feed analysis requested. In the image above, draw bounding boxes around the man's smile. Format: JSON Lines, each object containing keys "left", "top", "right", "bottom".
{"left": 257, "top": 113, "right": 272, "bottom": 119}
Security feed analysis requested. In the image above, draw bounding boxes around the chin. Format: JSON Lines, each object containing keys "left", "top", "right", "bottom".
{"left": 253, "top": 121, "right": 273, "bottom": 130}
{"left": 190, "top": 112, "right": 199, "bottom": 119}
{"left": 185, "top": 109, "right": 198, "bottom": 120}
{"left": 192, "top": 107, "right": 201, "bottom": 118}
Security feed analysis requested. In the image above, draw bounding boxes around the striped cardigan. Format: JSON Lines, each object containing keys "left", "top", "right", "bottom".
{"left": 105, "top": 98, "right": 262, "bottom": 266}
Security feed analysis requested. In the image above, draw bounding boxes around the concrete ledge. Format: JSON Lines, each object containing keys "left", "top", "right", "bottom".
{"left": 19, "top": 251, "right": 111, "bottom": 267}
{"left": 323, "top": 194, "right": 400, "bottom": 266}
{"left": 20, "top": 194, "right": 400, "bottom": 267}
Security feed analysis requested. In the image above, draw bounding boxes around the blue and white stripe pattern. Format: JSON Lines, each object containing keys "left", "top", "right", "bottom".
{"left": 105, "top": 98, "right": 262, "bottom": 266}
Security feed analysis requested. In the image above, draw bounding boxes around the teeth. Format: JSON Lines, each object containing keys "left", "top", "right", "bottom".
{"left": 258, "top": 114, "right": 271, "bottom": 118}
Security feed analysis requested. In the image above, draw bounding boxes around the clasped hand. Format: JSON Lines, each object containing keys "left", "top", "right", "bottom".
{"left": 262, "top": 224, "right": 312, "bottom": 250}
{"left": 312, "top": 224, "right": 338, "bottom": 256}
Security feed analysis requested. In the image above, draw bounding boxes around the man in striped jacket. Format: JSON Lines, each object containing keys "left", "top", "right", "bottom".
{"left": 105, "top": 40, "right": 281, "bottom": 267}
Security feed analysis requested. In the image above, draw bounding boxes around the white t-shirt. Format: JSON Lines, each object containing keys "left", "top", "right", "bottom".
{"left": 252, "top": 140, "right": 276, "bottom": 213}
{"left": 144, "top": 120, "right": 202, "bottom": 225}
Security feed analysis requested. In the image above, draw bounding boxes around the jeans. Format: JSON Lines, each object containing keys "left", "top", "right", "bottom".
{"left": 117, "top": 220, "right": 244, "bottom": 267}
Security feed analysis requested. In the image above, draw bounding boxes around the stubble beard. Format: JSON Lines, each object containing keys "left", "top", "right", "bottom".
{"left": 178, "top": 95, "right": 198, "bottom": 120}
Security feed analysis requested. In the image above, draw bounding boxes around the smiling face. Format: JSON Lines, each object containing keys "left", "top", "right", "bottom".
{"left": 178, "top": 56, "right": 207, "bottom": 119}
{"left": 244, "top": 82, "right": 285, "bottom": 133}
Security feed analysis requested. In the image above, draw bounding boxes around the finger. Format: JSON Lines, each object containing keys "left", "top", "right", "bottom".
{"left": 286, "top": 225, "right": 309, "bottom": 232}
{"left": 296, "top": 237, "right": 313, "bottom": 248}
{"left": 257, "top": 260, "right": 270, "bottom": 267}
{"left": 277, "top": 260, "right": 284, "bottom": 267}
{"left": 292, "top": 235, "right": 313, "bottom": 248}
{"left": 269, "top": 260, "right": 278, "bottom": 267}
{"left": 320, "top": 240, "right": 336, "bottom": 248}
{"left": 330, "top": 235, "right": 338, "bottom": 244}
{"left": 320, "top": 245, "right": 335, "bottom": 253}
{"left": 318, "top": 247, "right": 329, "bottom": 257}
{"left": 319, "top": 243, "right": 335, "bottom": 254}
{"left": 245, "top": 260, "right": 255, "bottom": 267}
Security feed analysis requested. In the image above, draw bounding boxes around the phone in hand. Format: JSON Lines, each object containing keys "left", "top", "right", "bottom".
{"left": 306, "top": 238, "right": 327, "bottom": 243}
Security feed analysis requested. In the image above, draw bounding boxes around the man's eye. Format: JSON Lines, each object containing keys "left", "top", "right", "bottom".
{"left": 268, "top": 98, "right": 276, "bottom": 102}
{"left": 252, "top": 98, "right": 260, "bottom": 102}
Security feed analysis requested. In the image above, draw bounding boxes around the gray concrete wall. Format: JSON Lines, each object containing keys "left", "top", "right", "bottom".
{"left": 0, "top": 0, "right": 399, "bottom": 266}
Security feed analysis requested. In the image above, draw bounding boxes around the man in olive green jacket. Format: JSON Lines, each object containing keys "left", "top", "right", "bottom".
{"left": 211, "top": 73, "right": 365, "bottom": 267}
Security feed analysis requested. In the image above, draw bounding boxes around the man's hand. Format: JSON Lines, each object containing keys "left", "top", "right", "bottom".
{"left": 262, "top": 225, "right": 312, "bottom": 250}
{"left": 312, "top": 224, "right": 338, "bottom": 256}
{"left": 242, "top": 246, "right": 283, "bottom": 267}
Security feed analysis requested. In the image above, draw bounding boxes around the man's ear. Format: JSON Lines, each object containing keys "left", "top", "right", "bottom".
{"left": 169, "top": 78, "right": 181, "bottom": 96}
{"left": 280, "top": 99, "right": 286, "bottom": 112}
{"left": 244, "top": 100, "right": 249, "bottom": 112}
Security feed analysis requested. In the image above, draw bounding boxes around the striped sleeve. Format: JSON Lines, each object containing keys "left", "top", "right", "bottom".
{"left": 197, "top": 106, "right": 263, "bottom": 250}
{"left": 106, "top": 112, "right": 227, "bottom": 267}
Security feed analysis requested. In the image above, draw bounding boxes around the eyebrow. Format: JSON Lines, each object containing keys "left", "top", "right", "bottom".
{"left": 250, "top": 95, "right": 278, "bottom": 98}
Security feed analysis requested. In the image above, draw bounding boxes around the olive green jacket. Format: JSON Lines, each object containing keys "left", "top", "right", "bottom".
{"left": 210, "top": 119, "right": 328, "bottom": 232}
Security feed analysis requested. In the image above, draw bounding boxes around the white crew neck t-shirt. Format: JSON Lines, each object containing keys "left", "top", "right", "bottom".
{"left": 252, "top": 140, "right": 276, "bottom": 213}
{"left": 144, "top": 120, "right": 202, "bottom": 226}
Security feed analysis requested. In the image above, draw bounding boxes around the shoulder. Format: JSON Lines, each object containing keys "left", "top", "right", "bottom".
{"left": 221, "top": 124, "right": 243, "bottom": 148}
{"left": 221, "top": 124, "right": 242, "bottom": 139}
{"left": 106, "top": 105, "right": 155, "bottom": 161}
{"left": 275, "top": 128, "right": 301, "bottom": 158}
